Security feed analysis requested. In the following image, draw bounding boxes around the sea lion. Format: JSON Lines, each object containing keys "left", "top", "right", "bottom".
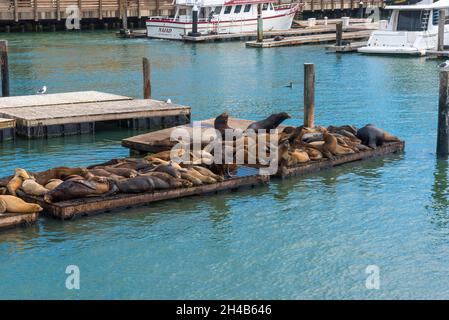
{"left": 0, "top": 195, "right": 43, "bottom": 213}
{"left": 141, "top": 172, "right": 191, "bottom": 188}
{"left": 44, "top": 179, "right": 64, "bottom": 190}
{"left": 304, "top": 129, "right": 354, "bottom": 159}
{"left": 192, "top": 166, "right": 224, "bottom": 182}
{"left": 289, "top": 149, "right": 310, "bottom": 165}
{"left": 246, "top": 112, "right": 291, "bottom": 133}
{"left": 214, "top": 112, "right": 235, "bottom": 138}
{"left": 44, "top": 179, "right": 116, "bottom": 203}
{"left": 356, "top": 124, "right": 401, "bottom": 149}
{"left": 151, "top": 163, "right": 181, "bottom": 178}
{"left": 21, "top": 179, "right": 49, "bottom": 196}
{"left": 34, "top": 167, "right": 87, "bottom": 186}
{"left": 0, "top": 187, "right": 6, "bottom": 195}
{"left": 180, "top": 172, "right": 203, "bottom": 186}
{"left": 146, "top": 149, "right": 186, "bottom": 162}
{"left": 6, "top": 168, "right": 31, "bottom": 196}
{"left": 101, "top": 167, "right": 137, "bottom": 178}
{"left": 114, "top": 175, "right": 159, "bottom": 193}
{"left": 186, "top": 168, "right": 217, "bottom": 184}
{"left": 88, "top": 169, "right": 124, "bottom": 181}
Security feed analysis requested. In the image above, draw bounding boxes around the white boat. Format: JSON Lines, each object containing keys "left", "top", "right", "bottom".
{"left": 146, "top": 0, "right": 301, "bottom": 40}
{"left": 359, "top": 0, "right": 449, "bottom": 55}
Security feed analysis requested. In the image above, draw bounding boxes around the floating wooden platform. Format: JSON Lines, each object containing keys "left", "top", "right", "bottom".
{"left": 122, "top": 117, "right": 259, "bottom": 154}
{"left": 0, "top": 212, "right": 39, "bottom": 230}
{"left": 278, "top": 141, "right": 405, "bottom": 178}
{"left": 0, "top": 118, "right": 15, "bottom": 141}
{"left": 246, "top": 30, "right": 372, "bottom": 48}
{"left": 425, "top": 50, "right": 449, "bottom": 59}
{"left": 325, "top": 41, "right": 367, "bottom": 53}
{"left": 18, "top": 168, "right": 268, "bottom": 220}
{"left": 293, "top": 18, "right": 372, "bottom": 27}
{"left": 182, "top": 24, "right": 377, "bottom": 43}
{"left": 0, "top": 92, "right": 191, "bottom": 138}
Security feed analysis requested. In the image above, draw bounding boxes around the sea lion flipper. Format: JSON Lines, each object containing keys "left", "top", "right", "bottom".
{"left": 0, "top": 199, "right": 6, "bottom": 213}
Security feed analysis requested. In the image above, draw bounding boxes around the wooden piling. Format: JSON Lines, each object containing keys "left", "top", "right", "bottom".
{"left": 437, "top": 70, "right": 449, "bottom": 157}
{"left": 336, "top": 21, "right": 343, "bottom": 46}
{"left": 304, "top": 63, "right": 315, "bottom": 128}
{"left": 438, "top": 9, "right": 446, "bottom": 52}
{"left": 257, "top": 3, "right": 263, "bottom": 43}
{"left": 143, "top": 57, "right": 151, "bottom": 99}
{"left": 0, "top": 41, "right": 9, "bottom": 97}
{"left": 122, "top": 0, "right": 128, "bottom": 30}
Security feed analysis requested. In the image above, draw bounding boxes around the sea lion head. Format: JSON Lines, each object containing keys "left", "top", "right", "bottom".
{"left": 277, "top": 112, "right": 291, "bottom": 120}
{"left": 15, "top": 168, "right": 31, "bottom": 180}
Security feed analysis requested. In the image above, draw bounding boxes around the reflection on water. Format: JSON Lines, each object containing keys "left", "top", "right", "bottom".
{"left": 0, "top": 31, "right": 448, "bottom": 299}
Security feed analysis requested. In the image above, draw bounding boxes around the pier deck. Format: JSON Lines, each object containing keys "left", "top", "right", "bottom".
{"left": 0, "top": 92, "right": 191, "bottom": 138}
{"left": 246, "top": 30, "right": 372, "bottom": 48}
{"left": 0, "top": 212, "right": 39, "bottom": 230}
{"left": 18, "top": 168, "right": 268, "bottom": 220}
{"left": 325, "top": 41, "right": 367, "bottom": 53}
{"left": 0, "top": 117, "right": 15, "bottom": 141}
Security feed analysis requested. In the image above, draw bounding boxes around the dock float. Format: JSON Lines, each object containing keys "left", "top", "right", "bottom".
{"left": 0, "top": 118, "right": 15, "bottom": 141}
{"left": 18, "top": 168, "right": 268, "bottom": 220}
{"left": 246, "top": 30, "right": 372, "bottom": 48}
{"left": 278, "top": 141, "right": 405, "bottom": 178}
{"left": 182, "top": 24, "right": 378, "bottom": 43}
{"left": 325, "top": 41, "right": 367, "bottom": 53}
{"left": 122, "top": 118, "right": 257, "bottom": 154}
{"left": 0, "top": 91, "right": 191, "bottom": 138}
{"left": 0, "top": 212, "right": 39, "bottom": 230}
{"left": 425, "top": 50, "right": 449, "bottom": 59}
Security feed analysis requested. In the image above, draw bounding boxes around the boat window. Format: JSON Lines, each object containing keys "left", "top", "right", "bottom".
{"left": 262, "top": 3, "right": 269, "bottom": 10}
{"left": 214, "top": 6, "right": 222, "bottom": 14}
{"left": 269, "top": 3, "right": 274, "bottom": 10}
{"left": 234, "top": 5, "right": 242, "bottom": 13}
{"left": 396, "top": 10, "right": 426, "bottom": 31}
{"left": 244, "top": 4, "right": 251, "bottom": 12}
{"left": 224, "top": 6, "right": 232, "bottom": 14}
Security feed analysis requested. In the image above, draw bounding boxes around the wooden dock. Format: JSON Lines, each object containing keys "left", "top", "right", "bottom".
{"left": 182, "top": 23, "right": 378, "bottom": 43}
{"left": 325, "top": 41, "right": 367, "bottom": 53}
{"left": 0, "top": 91, "right": 191, "bottom": 138}
{"left": 0, "top": 212, "right": 39, "bottom": 230}
{"left": 278, "top": 141, "right": 405, "bottom": 178}
{"left": 18, "top": 168, "right": 268, "bottom": 220}
{"left": 122, "top": 117, "right": 257, "bottom": 154}
{"left": 0, "top": 117, "right": 15, "bottom": 141}
{"left": 246, "top": 30, "right": 372, "bottom": 48}
{"left": 425, "top": 50, "right": 449, "bottom": 59}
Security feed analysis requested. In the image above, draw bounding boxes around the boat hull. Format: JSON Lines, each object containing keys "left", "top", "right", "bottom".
{"left": 146, "top": 7, "right": 298, "bottom": 40}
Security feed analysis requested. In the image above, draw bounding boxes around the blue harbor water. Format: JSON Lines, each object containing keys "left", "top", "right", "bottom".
{"left": 0, "top": 31, "right": 447, "bottom": 299}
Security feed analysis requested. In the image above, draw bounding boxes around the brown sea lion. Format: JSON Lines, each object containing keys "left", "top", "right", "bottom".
{"left": 141, "top": 172, "right": 191, "bottom": 188}
{"left": 114, "top": 176, "right": 159, "bottom": 193}
{"left": 88, "top": 169, "right": 124, "bottom": 181}
{"left": 246, "top": 112, "right": 291, "bottom": 133}
{"left": 21, "top": 179, "right": 49, "bottom": 196}
{"left": 192, "top": 166, "right": 224, "bottom": 182}
{"left": 34, "top": 167, "right": 87, "bottom": 186}
{"left": 289, "top": 149, "right": 310, "bottom": 165}
{"left": 356, "top": 124, "right": 401, "bottom": 149}
{"left": 44, "top": 179, "right": 64, "bottom": 190}
{"left": 186, "top": 168, "right": 216, "bottom": 184}
{"left": 146, "top": 149, "right": 185, "bottom": 162}
{"left": 180, "top": 172, "right": 203, "bottom": 186}
{"left": 214, "top": 112, "right": 235, "bottom": 138}
{"left": 6, "top": 168, "right": 31, "bottom": 196}
{"left": 304, "top": 130, "right": 354, "bottom": 159}
{"left": 152, "top": 163, "right": 181, "bottom": 178}
{"left": 44, "top": 179, "right": 117, "bottom": 203}
{"left": 0, "top": 195, "right": 43, "bottom": 213}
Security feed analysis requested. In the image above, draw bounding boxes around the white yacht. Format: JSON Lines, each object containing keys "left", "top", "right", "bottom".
{"left": 146, "top": 0, "right": 301, "bottom": 40}
{"left": 359, "top": 0, "right": 449, "bottom": 55}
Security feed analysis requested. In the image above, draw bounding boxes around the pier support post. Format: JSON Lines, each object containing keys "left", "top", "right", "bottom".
{"left": 188, "top": 5, "right": 201, "bottom": 36}
{"left": 437, "top": 70, "right": 449, "bottom": 157}
{"left": 0, "top": 41, "right": 9, "bottom": 97}
{"left": 336, "top": 21, "right": 343, "bottom": 46}
{"left": 438, "top": 9, "right": 446, "bottom": 52}
{"left": 358, "top": 1, "right": 364, "bottom": 18}
{"left": 304, "top": 63, "right": 315, "bottom": 128}
{"left": 143, "top": 57, "right": 151, "bottom": 99}
{"left": 257, "top": 3, "right": 263, "bottom": 43}
{"left": 121, "top": 0, "right": 128, "bottom": 30}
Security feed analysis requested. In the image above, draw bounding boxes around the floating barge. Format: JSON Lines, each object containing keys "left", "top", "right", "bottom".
{"left": 246, "top": 30, "right": 372, "bottom": 48}
{"left": 0, "top": 118, "right": 15, "bottom": 141}
{"left": 0, "top": 212, "right": 39, "bottom": 230}
{"left": 0, "top": 91, "right": 191, "bottom": 138}
{"left": 18, "top": 168, "right": 268, "bottom": 220}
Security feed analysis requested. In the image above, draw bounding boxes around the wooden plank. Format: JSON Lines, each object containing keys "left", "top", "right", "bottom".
{"left": 0, "top": 99, "right": 190, "bottom": 127}
{"left": 0, "top": 212, "right": 39, "bottom": 230}
{"left": 0, "top": 91, "right": 132, "bottom": 109}
{"left": 13, "top": 0, "right": 18, "bottom": 22}
{"left": 278, "top": 142, "right": 405, "bottom": 178}
{"left": 0, "top": 118, "right": 15, "bottom": 129}
{"left": 19, "top": 173, "right": 269, "bottom": 220}
{"left": 245, "top": 30, "right": 372, "bottom": 48}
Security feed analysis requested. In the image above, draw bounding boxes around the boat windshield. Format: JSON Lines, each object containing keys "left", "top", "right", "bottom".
{"left": 396, "top": 10, "right": 426, "bottom": 31}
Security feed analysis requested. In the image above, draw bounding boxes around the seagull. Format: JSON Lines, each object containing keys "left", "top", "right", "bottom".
{"left": 439, "top": 61, "right": 449, "bottom": 70}
{"left": 37, "top": 86, "right": 47, "bottom": 94}
{"left": 166, "top": 98, "right": 172, "bottom": 103}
